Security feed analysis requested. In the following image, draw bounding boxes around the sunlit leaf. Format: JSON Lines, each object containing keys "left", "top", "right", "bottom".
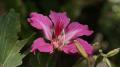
{"left": 0, "top": 9, "right": 28, "bottom": 67}
{"left": 93, "top": 55, "right": 99, "bottom": 61}
{"left": 106, "top": 48, "right": 120, "bottom": 57}
{"left": 103, "top": 58, "right": 111, "bottom": 67}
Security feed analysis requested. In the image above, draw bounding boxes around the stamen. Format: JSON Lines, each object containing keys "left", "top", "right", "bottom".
{"left": 59, "top": 29, "right": 66, "bottom": 49}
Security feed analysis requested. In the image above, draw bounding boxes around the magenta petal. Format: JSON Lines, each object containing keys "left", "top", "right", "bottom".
{"left": 28, "top": 12, "right": 52, "bottom": 40}
{"left": 31, "top": 38, "right": 53, "bottom": 53}
{"left": 49, "top": 11, "right": 70, "bottom": 36}
{"left": 65, "top": 22, "right": 93, "bottom": 42}
{"left": 62, "top": 43, "right": 78, "bottom": 54}
{"left": 62, "top": 38, "right": 93, "bottom": 55}
{"left": 76, "top": 38, "right": 93, "bottom": 55}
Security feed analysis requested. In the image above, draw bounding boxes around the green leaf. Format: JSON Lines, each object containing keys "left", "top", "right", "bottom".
{"left": 30, "top": 53, "right": 50, "bottom": 67}
{"left": 28, "top": 52, "right": 57, "bottom": 67}
{"left": 106, "top": 48, "right": 120, "bottom": 57}
{"left": 0, "top": 9, "right": 28, "bottom": 67}
{"left": 94, "top": 55, "right": 103, "bottom": 67}
{"left": 93, "top": 55, "right": 99, "bottom": 61}
{"left": 103, "top": 58, "right": 112, "bottom": 67}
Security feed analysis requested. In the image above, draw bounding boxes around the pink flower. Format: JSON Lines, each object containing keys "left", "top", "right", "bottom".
{"left": 28, "top": 11, "right": 93, "bottom": 56}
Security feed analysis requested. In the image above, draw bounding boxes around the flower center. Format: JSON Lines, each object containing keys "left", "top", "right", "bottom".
{"left": 51, "top": 37, "right": 65, "bottom": 50}
{"left": 52, "top": 39, "right": 59, "bottom": 48}
{"left": 51, "top": 29, "right": 66, "bottom": 50}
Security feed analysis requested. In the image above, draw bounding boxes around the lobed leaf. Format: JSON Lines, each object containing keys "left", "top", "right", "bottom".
{"left": 0, "top": 9, "right": 28, "bottom": 67}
